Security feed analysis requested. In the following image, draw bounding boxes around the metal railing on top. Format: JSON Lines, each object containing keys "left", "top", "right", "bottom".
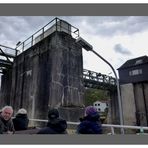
{"left": 28, "top": 118, "right": 148, "bottom": 135}
{"left": 16, "top": 17, "right": 79, "bottom": 55}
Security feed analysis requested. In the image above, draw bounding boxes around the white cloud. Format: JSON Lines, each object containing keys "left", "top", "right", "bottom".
{"left": 0, "top": 16, "right": 148, "bottom": 77}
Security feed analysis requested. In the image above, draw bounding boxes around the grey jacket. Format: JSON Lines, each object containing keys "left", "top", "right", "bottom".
{"left": 0, "top": 115, "right": 15, "bottom": 134}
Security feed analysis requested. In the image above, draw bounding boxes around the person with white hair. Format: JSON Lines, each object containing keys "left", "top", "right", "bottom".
{"left": 13, "top": 108, "right": 29, "bottom": 131}
{"left": 0, "top": 106, "right": 15, "bottom": 134}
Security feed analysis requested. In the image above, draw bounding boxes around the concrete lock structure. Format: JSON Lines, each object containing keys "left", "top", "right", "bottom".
{"left": 0, "top": 18, "right": 84, "bottom": 126}
{"left": 0, "top": 18, "right": 120, "bottom": 127}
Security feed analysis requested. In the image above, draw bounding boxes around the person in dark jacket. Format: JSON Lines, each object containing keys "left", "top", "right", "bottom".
{"left": 13, "top": 108, "right": 29, "bottom": 131}
{"left": 37, "top": 108, "right": 67, "bottom": 134}
{"left": 77, "top": 106, "right": 102, "bottom": 134}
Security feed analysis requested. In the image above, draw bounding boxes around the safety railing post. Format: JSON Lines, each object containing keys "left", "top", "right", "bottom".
{"left": 22, "top": 42, "right": 24, "bottom": 52}
{"left": 111, "top": 127, "right": 115, "bottom": 135}
{"left": 55, "top": 17, "right": 58, "bottom": 31}
{"left": 42, "top": 27, "right": 44, "bottom": 38}
{"left": 31, "top": 35, "right": 33, "bottom": 46}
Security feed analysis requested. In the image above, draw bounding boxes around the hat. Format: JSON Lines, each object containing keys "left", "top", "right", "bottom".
{"left": 85, "top": 106, "right": 97, "bottom": 116}
{"left": 48, "top": 108, "right": 59, "bottom": 119}
{"left": 17, "top": 108, "right": 27, "bottom": 114}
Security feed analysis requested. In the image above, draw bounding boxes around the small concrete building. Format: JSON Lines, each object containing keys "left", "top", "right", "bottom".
{"left": 93, "top": 100, "right": 108, "bottom": 112}
{"left": 118, "top": 55, "right": 148, "bottom": 127}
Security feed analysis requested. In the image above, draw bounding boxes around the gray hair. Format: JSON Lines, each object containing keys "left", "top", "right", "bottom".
{"left": 2, "top": 106, "right": 13, "bottom": 112}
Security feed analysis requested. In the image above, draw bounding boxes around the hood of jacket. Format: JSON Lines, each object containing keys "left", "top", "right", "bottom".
{"left": 80, "top": 112, "right": 100, "bottom": 122}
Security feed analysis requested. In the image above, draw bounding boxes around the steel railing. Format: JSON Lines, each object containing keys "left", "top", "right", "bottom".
{"left": 16, "top": 17, "right": 79, "bottom": 55}
{"left": 28, "top": 118, "right": 148, "bottom": 135}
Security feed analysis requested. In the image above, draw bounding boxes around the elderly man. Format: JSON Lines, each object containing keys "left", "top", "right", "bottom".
{"left": 0, "top": 106, "right": 15, "bottom": 134}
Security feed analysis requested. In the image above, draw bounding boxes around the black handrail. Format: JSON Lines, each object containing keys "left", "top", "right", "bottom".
{"left": 16, "top": 17, "right": 79, "bottom": 54}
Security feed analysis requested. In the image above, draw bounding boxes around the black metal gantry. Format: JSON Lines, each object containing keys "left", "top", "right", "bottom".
{"left": 83, "top": 69, "right": 116, "bottom": 91}
{"left": 0, "top": 44, "right": 17, "bottom": 74}
{"left": 0, "top": 44, "right": 117, "bottom": 91}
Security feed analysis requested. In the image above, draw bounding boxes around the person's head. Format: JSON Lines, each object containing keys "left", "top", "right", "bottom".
{"left": 85, "top": 106, "right": 98, "bottom": 116}
{"left": 17, "top": 108, "right": 27, "bottom": 115}
{"left": 48, "top": 108, "right": 59, "bottom": 120}
{"left": 1, "top": 106, "right": 13, "bottom": 121}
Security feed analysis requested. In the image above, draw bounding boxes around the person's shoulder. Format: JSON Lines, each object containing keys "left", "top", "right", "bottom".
{"left": 8, "top": 118, "right": 14, "bottom": 125}
{"left": 59, "top": 118, "right": 67, "bottom": 123}
{"left": 0, "top": 119, "right": 2, "bottom": 126}
{"left": 79, "top": 119, "right": 91, "bottom": 126}
{"left": 0, "top": 116, "right": 3, "bottom": 124}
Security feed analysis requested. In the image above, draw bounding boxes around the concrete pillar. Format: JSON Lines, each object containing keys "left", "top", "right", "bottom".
{"left": 120, "top": 83, "right": 136, "bottom": 126}
{"left": 134, "top": 83, "right": 147, "bottom": 126}
{"left": 110, "top": 90, "right": 120, "bottom": 124}
{"left": 143, "top": 82, "right": 148, "bottom": 124}
{"left": 11, "top": 31, "right": 84, "bottom": 125}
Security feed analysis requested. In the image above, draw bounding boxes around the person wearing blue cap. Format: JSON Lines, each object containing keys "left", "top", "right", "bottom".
{"left": 77, "top": 106, "right": 102, "bottom": 134}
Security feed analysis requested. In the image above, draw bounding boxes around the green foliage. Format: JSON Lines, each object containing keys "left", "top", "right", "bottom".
{"left": 84, "top": 88, "right": 109, "bottom": 106}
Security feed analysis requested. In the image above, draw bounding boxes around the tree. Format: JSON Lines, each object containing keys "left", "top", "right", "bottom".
{"left": 84, "top": 88, "right": 110, "bottom": 123}
{"left": 84, "top": 88, "right": 109, "bottom": 106}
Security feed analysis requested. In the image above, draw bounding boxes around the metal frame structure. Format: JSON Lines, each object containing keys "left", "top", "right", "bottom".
{"left": 0, "top": 44, "right": 17, "bottom": 74}
{"left": 83, "top": 69, "right": 116, "bottom": 90}
{"left": 16, "top": 17, "right": 79, "bottom": 54}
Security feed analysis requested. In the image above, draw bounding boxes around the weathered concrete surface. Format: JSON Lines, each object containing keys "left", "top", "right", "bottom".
{"left": 58, "top": 107, "right": 84, "bottom": 122}
{"left": 120, "top": 84, "right": 136, "bottom": 126}
{"left": 120, "top": 82, "right": 148, "bottom": 129}
{"left": 134, "top": 83, "right": 148, "bottom": 126}
{"left": 143, "top": 83, "right": 148, "bottom": 124}
{"left": 120, "top": 83, "right": 137, "bottom": 133}
{"left": 110, "top": 90, "right": 120, "bottom": 124}
{"left": 10, "top": 31, "right": 84, "bottom": 124}
{"left": 0, "top": 69, "right": 12, "bottom": 108}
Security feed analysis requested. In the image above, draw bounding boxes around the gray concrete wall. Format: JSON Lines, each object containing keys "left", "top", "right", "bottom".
{"left": 0, "top": 69, "right": 12, "bottom": 108}
{"left": 143, "top": 83, "right": 148, "bottom": 124}
{"left": 134, "top": 83, "right": 148, "bottom": 126}
{"left": 10, "top": 31, "right": 84, "bottom": 124}
{"left": 110, "top": 90, "right": 120, "bottom": 124}
{"left": 120, "top": 83, "right": 136, "bottom": 126}
{"left": 120, "top": 82, "right": 148, "bottom": 128}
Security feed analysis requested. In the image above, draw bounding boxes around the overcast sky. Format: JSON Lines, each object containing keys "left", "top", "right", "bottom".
{"left": 0, "top": 16, "right": 148, "bottom": 77}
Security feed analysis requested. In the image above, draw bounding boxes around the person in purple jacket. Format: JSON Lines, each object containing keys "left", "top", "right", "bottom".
{"left": 77, "top": 106, "right": 102, "bottom": 134}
